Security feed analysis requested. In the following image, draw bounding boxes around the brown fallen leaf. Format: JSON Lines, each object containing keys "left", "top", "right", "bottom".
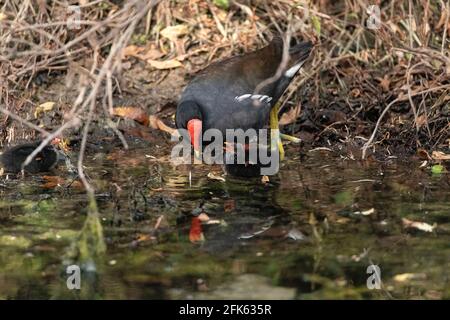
{"left": 279, "top": 105, "right": 301, "bottom": 125}
{"left": 41, "top": 175, "right": 64, "bottom": 189}
{"left": 435, "top": 6, "right": 450, "bottom": 31}
{"left": 377, "top": 75, "right": 391, "bottom": 92}
{"left": 139, "top": 48, "right": 164, "bottom": 61}
{"left": 41, "top": 175, "right": 83, "bottom": 190}
{"left": 122, "top": 45, "right": 145, "bottom": 58}
{"left": 402, "top": 218, "right": 436, "bottom": 232}
{"left": 147, "top": 59, "right": 183, "bottom": 69}
{"left": 350, "top": 88, "right": 361, "bottom": 98}
{"left": 432, "top": 151, "right": 450, "bottom": 160}
{"left": 123, "top": 44, "right": 164, "bottom": 61}
{"left": 417, "top": 148, "right": 431, "bottom": 160}
{"left": 34, "top": 101, "right": 55, "bottom": 118}
{"left": 415, "top": 114, "right": 428, "bottom": 128}
{"left": 160, "top": 24, "right": 189, "bottom": 41}
{"left": 135, "top": 234, "right": 156, "bottom": 243}
{"left": 353, "top": 208, "right": 375, "bottom": 216}
{"left": 113, "top": 106, "right": 149, "bottom": 126}
{"left": 148, "top": 115, "right": 177, "bottom": 135}
{"left": 393, "top": 273, "right": 427, "bottom": 282}
{"left": 207, "top": 172, "right": 226, "bottom": 182}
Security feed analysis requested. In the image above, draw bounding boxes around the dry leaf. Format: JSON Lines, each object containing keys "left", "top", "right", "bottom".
{"left": 34, "top": 101, "right": 55, "bottom": 118}
{"left": 234, "top": 2, "right": 254, "bottom": 18}
{"left": 113, "top": 106, "right": 149, "bottom": 126}
{"left": 206, "top": 219, "right": 225, "bottom": 225}
{"left": 160, "top": 24, "right": 188, "bottom": 41}
{"left": 350, "top": 88, "right": 361, "bottom": 97}
{"left": 41, "top": 175, "right": 64, "bottom": 189}
{"left": 139, "top": 48, "right": 164, "bottom": 61}
{"left": 154, "top": 215, "right": 164, "bottom": 230}
{"left": 402, "top": 218, "right": 436, "bottom": 232}
{"left": 279, "top": 105, "right": 301, "bottom": 125}
{"left": 122, "top": 45, "right": 145, "bottom": 57}
{"left": 378, "top": 75, "right": 391, "bottom": 92}
{"left": 432, "top": 151, "right": 450, "bottom": 160}
{"left": 148, "top": 115, "right": 177, "bottom": 135}
{"left": 286, "top": 228, "right": 306, "bottom": 241}
{"left": 147, "top": 59, "right": 183, "bottom": 69}
{"left": 393, "top": 273, "right": 427, "bottom": 282}
{"left": 135, "top": 234, "right": 156, "bottom": 243}
{"left": 123, "top": 45, "right": 164, "bottom": 61}
{"left": 419, "top": 160, "right": 428, "bottom": 168}
{"left": 417, "top": 148, "right": 431, "bottom": 160}
{"left": 198, "top": 212, "right": 210, "bottom": 222}
{"left": 416, "top": 114, "right": 428, "bottom": 128}
{"left": 207, "top": 172, "right": 226, "bottom": 182}
{"left": 435, "top": 6, "right": 449, "bottom": 30}
{"left": 41, "top": 175, "right": 83, "bottom": 190}
{"left": 354, "top": 208, "right": 375, "bottom": 216}
{"left": 420, "top": 22, "right": 430, "bottom": 38}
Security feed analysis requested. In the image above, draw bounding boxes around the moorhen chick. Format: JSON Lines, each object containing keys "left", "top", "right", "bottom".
{"left": 1, "top": 140, "right": 60, "bottom": 174}
{"left": 176, "top": 36, "right": 313, "bottom": 174}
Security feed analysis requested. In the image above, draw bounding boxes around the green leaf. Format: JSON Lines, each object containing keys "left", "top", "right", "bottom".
{"left": 311, "top": 15, "right": 321, "bottom": 37}
{"left": 213, "top": 0, "right": 229, "bottom": 10}
{"left": 431, "top": 164, "right": 444, "bottom": 174}
{"left": 333, "top": 190, "right": 353, "bottom": 206}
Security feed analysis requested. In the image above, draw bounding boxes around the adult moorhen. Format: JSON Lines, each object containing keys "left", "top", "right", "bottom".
{"left": 1, "top": 140, "right": 60, "bottom": 174}
{"left": 176, "top": 36, "right": 313, "bottom": 171}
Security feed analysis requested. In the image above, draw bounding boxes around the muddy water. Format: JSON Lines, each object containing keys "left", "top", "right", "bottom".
{"left": 0, "top": 141, "right": 449, "bottom": 299}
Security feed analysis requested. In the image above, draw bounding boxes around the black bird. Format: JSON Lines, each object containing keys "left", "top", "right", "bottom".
{"left": 1, "top": 140, "right": 59, "bottom": 174}
{"left": 175, "top": 36, "right": 313, "bottom": 175}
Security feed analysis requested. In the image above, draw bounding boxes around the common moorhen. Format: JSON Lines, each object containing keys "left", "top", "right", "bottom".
{"left": 1, "top": 140, "right": 60, "bottom": 174}
{"left": 176, "top": 36, "right": 313, "bottom": 170}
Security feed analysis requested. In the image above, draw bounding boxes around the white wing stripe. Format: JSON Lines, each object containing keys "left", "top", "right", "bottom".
{"left": 284, "top": 61, "right": 305, "bottom": 78}
{"left": 235, "top": 94, "right": 273, "bottom": 103}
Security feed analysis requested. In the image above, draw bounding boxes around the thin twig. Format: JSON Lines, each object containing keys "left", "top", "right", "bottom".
{"left": 362, "top": 84, "right": 450, "bottom": 159}
{"left": 0, "top": 106, "right": 50, "bottom": 136}
{"left": 253, "top": 25, "right": 292, "bottom": 95}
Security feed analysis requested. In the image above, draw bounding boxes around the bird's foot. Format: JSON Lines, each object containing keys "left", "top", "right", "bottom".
{"left": 269, "top": 102, "right": 285, "bottom": 160}
{"left": 277, "top": 137, "right": 285, "bottom": 161}
{"left": 280, "top": 133, "right": 301, "bottom": 144}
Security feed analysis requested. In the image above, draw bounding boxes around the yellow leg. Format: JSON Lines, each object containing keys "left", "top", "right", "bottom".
{"left": 270, "top": 102, "right": 284, "bottom": 161}
{"left": 280, "top": 133, "right": 301, "bottom": 144}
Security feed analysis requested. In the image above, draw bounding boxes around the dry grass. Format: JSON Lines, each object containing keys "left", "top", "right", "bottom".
{"left": 1, "top": 0, "right": 159, "bottom": 189}
{"left": 1, "top": 0, "right": 449, "bottom": 170}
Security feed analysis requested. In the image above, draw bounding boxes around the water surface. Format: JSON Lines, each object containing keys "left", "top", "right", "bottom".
{"left": 0, "top": 143, "right": 449, "bottom": 299}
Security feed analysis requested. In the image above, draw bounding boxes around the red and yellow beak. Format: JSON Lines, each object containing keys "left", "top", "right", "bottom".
{"left": 187, "top": 119, "right": 202, "bottom": 159}
{"left": 50, "top": 137, "right": 71, "bottom": 152}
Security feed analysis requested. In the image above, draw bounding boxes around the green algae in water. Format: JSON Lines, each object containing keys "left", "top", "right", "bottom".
{"left": 0, "top": 145, "right": 449, "bottom": 299}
